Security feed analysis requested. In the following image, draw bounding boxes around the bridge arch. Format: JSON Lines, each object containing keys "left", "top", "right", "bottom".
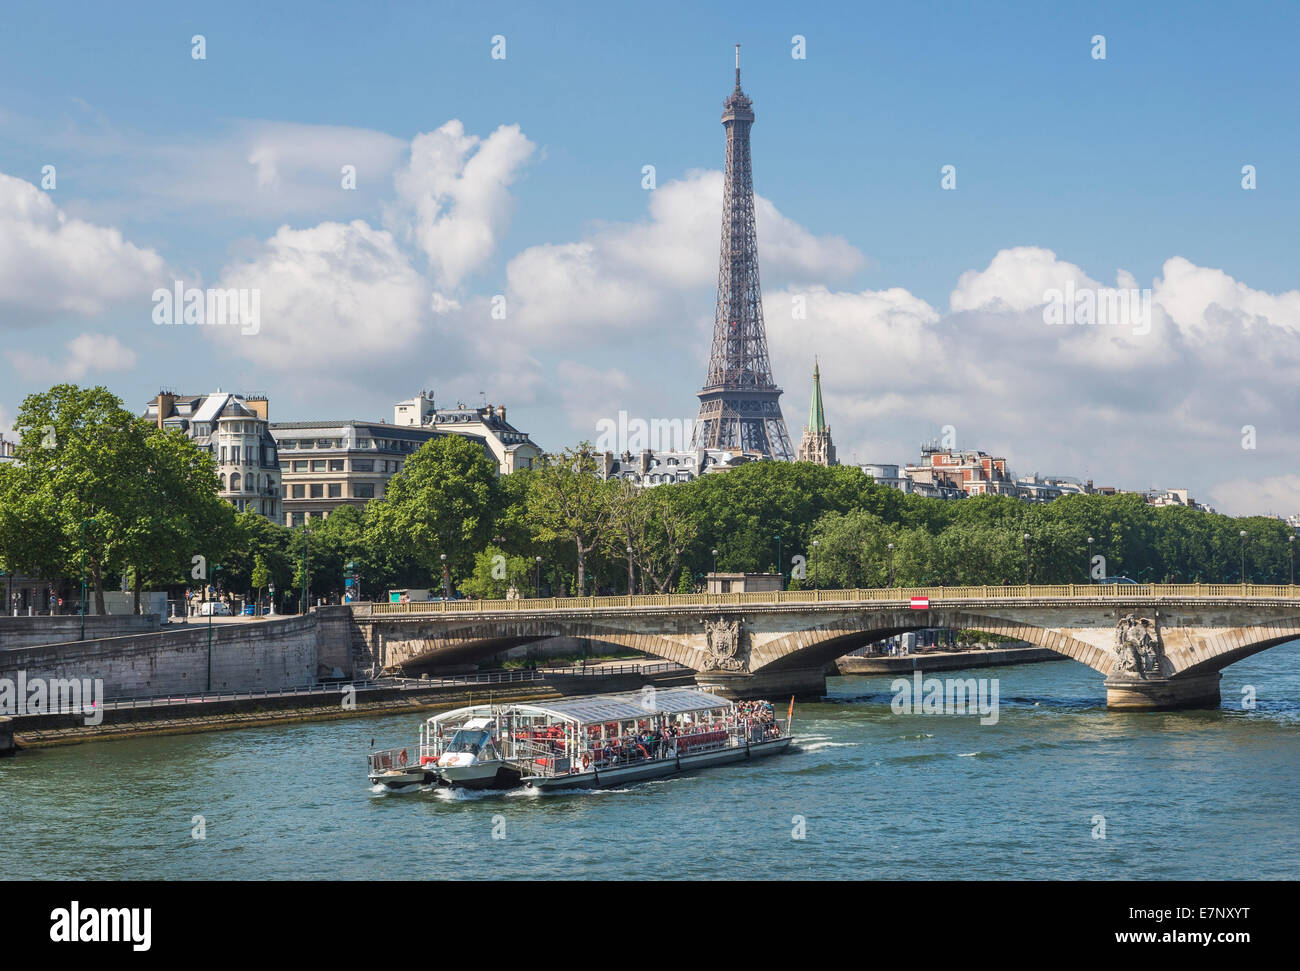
{"left": 749, "top": 608, "right": 1109, "bottom": 675}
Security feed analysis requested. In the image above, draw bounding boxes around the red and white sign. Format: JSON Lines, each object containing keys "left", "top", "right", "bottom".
{"left": 910, "top": 597, "right": 930, "bottom": 610}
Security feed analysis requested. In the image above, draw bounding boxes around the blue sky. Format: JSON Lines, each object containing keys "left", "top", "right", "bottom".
{"left": 1, "top": 0, "right": 1298, "bottom": 513}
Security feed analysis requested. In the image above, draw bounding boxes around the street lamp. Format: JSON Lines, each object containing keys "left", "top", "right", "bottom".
{"left": 300, "top": 528, "right": 312, "bottom": 614}
{"left": 812, "top": 539, "right": 819, "bottom": 590}
{"left": 773, "top": 534, "right": 783, "bottom": 588}
{"left": 534, "top": 555, "right": 542, "bottom": 598}
{"left": 1086, "top": 536, "right": 1094, "bottom": 583}
{"left": 711, "top": 548, "right": 718, "bottom": 577}
{"left": 268, "top": 582, "right": 276, "bottom": 616}
{"left": 1023, "top": 533, "right": 1032, "bottom": 586}
{"left": 440, "top": 552, "right": 449, "bottom": 598}
{"left": 1239, "top": 530, "right": 1247, "bottom": 584}
{"left": 626, "top": 545, "right": 635, "bottom": 596}
{"left": 887, "top": 542, "right": 895, "bottom": 588}
{"left": 79, "top": 517, "right": 96, "bottom": 640}
{"left": 1290, "top": 534, "right": 1296, "bottom": 586}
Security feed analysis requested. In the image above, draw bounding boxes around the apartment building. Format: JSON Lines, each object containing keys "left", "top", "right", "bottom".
{"left": 270, "top": 419, "right": 489, "bottom": 526}
{"left": 393, "top": 391, "right": 543, "bottom": 474}
{"left": 144, "top": 391, "right": 281, "bottom": 520}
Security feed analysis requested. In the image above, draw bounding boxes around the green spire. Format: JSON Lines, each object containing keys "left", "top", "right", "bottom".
{"left": 808, "top": 358, "right": 826, "bottom": 432}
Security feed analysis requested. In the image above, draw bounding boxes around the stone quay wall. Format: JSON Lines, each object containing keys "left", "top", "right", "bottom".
{"left": 0, "top": 616, "right": 317, "bottom": 699}
{"left": 0, "top": 614, "right": 161, "bottom": 652}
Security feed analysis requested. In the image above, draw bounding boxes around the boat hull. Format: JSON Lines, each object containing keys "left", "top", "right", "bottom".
{"left": 369, "top": 768, "right": 436, "bottom": 789}
{"left": 523, "top": 736, "right": 792, "bottom": 791}
{"left": 438, "top": 761, "right": 523, "bottom": 790}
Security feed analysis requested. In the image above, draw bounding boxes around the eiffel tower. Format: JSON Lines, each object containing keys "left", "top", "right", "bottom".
{"left": 691, "top": 45, "right": 794, "bottom": 461}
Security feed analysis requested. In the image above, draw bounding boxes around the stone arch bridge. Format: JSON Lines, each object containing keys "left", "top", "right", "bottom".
{"left": 347, "top": 584, "right": 1300, "bottom": 710}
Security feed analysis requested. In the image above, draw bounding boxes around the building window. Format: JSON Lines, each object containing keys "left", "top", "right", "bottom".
{"left": 292, "top": 484, "right": 305, "bottom": 499}
{"left": 230, "top": 472, "right": 241, "bottom": 492}
{"left": 328, "top": 484, "right": 342, "bottom": 498}
{"left": 281, "top": 439, "right": 296, "bottom": 449}
{"left": 328, "top": 459, "right": 344, "bottom": 471}
{"left": 291, "top": 512, "right": 305, "bottom": 527}
{"left": 293, "top": 461, "right": 306, "bottom": 472}
{"left": 311, "top": 460, "right": 325, "bottom": 472}
{"left": 352, "top": 459, "right": 374, "bottom": 472}
{"left": 279, "top": 461, "right": 289, "bottom": 471}
{"left": 310, "top": 484, "right": 323, "bottom": 498}
{"left": 354, "top": 483, "right": 375, "bottom": 499}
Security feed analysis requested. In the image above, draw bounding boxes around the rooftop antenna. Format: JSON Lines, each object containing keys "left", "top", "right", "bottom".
{"left": 734, "top": 42, "right": 741, "bottom": 88}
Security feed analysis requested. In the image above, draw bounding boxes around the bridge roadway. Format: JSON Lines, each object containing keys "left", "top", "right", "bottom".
{"left": 347, "top": 583, "right": 1300, "bottom": 710}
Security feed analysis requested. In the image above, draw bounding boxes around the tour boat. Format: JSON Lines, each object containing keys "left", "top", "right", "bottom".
{"left": 367, "top": 688, "right": 793, "bottom": 793}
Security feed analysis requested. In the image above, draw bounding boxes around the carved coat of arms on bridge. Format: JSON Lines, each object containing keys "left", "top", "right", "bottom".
{"left": 1111, "top": 613, "right": 1168, "bottom": 680}
{"left": 701, "top": 617, "right": 748, "bottom": 672}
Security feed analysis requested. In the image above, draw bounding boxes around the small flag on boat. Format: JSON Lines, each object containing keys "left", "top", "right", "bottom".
{"left": 910, "top": 596, "right": 930, "bottom": 609}
{"left": 787, "top": 695, "right": 795, "bottom": 729}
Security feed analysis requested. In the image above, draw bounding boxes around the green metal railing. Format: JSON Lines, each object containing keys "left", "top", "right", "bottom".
{"left": 365, "top": 583, "right": 1300, "bottom": 616}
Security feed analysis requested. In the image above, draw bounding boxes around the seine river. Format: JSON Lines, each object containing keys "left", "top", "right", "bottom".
{"left": 4, "top": 644, "right": 1298, "bottom": 880}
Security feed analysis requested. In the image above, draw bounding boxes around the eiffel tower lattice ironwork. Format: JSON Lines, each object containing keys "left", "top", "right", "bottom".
{"left": 691, "top": 44, "right": 794, "bottom": 461}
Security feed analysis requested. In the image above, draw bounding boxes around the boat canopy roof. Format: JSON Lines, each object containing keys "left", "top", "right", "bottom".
{"left": 508, "top": 688, "right": 733, "bottom": 727}
{"left": 428, "top": 704, "right": 494, "bottom": 727}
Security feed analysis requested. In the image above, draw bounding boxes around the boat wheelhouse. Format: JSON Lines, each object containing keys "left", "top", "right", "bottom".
{"left": 504, "top": 687, "right": 792, "bottom": 791}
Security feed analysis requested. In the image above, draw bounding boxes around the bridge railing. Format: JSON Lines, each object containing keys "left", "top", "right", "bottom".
{"left": 365, "top": 583, "right": 1300, "bottom": 615}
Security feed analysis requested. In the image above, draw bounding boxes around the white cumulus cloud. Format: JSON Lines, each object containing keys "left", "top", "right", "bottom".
{"left": 0, "top": 172, "right": 165, "bottom": 323}
{"left": 214, "top": 219, "right": 431, "bottom": 369}
{"left": 6, "top": 332, "right": 138, "bottom": 381}
{"left": 386, "top": 121, "right": 536, "bottom": 290}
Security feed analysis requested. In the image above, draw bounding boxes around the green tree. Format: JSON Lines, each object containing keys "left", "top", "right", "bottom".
{"left": 121, "top": 425, "right": 236, "bottom": 612}
{"left": 460, "top": 544, "right": 536, "bottom": 599}
{"left": 9, "top": 385, "right": 150, "bottom": 613}
{"left": 527, "top": 447, "right": 616, "bottom": 596}
{"left": 365, "top": 435, "right": 499, "bottom": 596}
{"left": 251, "top": 554, "right": 270, "bottom": 615}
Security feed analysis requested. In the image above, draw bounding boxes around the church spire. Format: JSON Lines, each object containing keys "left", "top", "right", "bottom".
{"left": 808, "top": 357, "right": 827, "bottom": 432}
{"left": 796, "top": 357, "right": 836, "bottom": 466}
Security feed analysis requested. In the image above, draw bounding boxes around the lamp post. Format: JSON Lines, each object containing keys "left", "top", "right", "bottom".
{"left": 887, "top": 542, "right": 895, "bottom": 588}
{"left": 812, "top": 539, "right": 819, "bottom": 590}
{"left": 207, "top": 563, "right": 222, "bottom": 692}
{"left": 1290, "top": 534, "right": 1295, "bottom": 586}
{"left": 300, "top": 528, "right": 312, "bottom": 614}
{"left": 440, "top": 552, "right": 449, "bottom": 598}
{"left": 79, "top": 517, "right": 96, "bottom": 640}
{"left": 626, "top": 545, "right": 635, "bottom": 596}
{"left": 268, "top": 582, "right": 276, "bottom": 616}
{"left": 1086, "top": 536, "right": 1094, "bottom": 583}
{"left": 1239, "top": 530, "right": 1247, "bottom": 584}
{"left": 1023, "top": 533, "right": 1032, "bottom": 586}
{"left": 534, "top": 556, "right": 542, "bottom": 598}
{"left": 774, "top": 534, "right": 783, "bottom": 589}
{"left": 711, "top": 548, "right": 718, "bottom": 577}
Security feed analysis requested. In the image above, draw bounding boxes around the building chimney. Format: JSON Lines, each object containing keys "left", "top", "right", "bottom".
{"left": 155, "top": 391, "right": 176, "bottom": 429}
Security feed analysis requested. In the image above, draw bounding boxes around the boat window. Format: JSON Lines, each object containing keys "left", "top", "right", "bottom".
{"left": 447, "top": 729, "right": 489, "bottom": 755}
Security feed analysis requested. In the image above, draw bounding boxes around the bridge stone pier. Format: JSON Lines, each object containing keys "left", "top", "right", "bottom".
{"left": 348, "top": 584, "right": 1300, "bottom": 710}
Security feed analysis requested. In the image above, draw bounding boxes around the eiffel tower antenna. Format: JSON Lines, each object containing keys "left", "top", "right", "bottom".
{"left": 691, "top": 45, "right": 794, "bottom": 461}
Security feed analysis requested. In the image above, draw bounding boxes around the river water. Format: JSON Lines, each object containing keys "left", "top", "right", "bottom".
{"left": 3, "top": 644, "right": 1298, "bottom": 880}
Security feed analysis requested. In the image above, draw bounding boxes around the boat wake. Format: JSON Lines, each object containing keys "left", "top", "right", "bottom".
{"left": 796, "top": 740, "right": 859, "bottom": 753}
